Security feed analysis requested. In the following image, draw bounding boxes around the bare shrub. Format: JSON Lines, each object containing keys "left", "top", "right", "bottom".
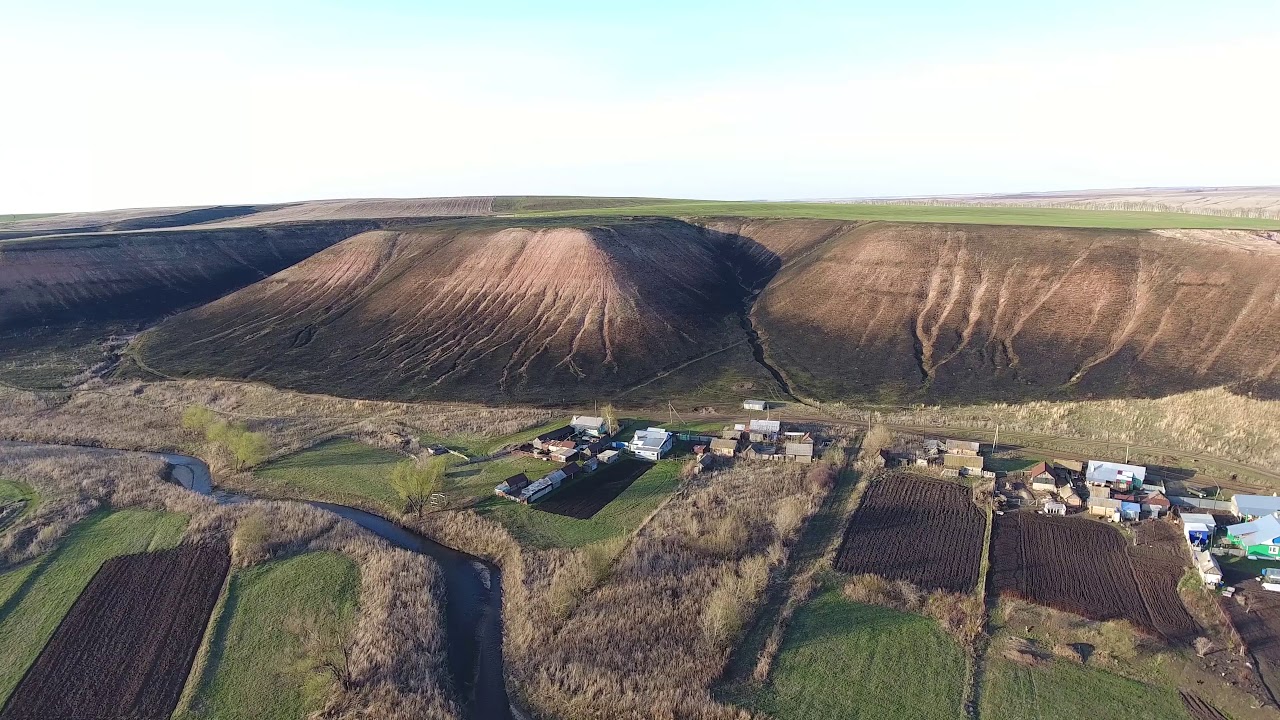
{"left": 1194, "top": 635, "right": 1215, "bottom": 657}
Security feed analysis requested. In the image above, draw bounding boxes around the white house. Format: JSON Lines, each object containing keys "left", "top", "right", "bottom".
{"left": 743, "top": 399, "right": 768, "bottom": 411}
{"left": 1085, "top": 460, "right": 1147, "bottom": 489}
{"left": 570, "top": 415, "right": 608, "bottom": 437}
{"left": 629, "top": 427, "right": 673, "bottom": 461}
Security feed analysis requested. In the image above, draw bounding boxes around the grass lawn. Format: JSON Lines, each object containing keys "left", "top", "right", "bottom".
{"left": 739, "top": 588, "right": 967, "bottom": 720}
{"left": 0, "top": 508, "right": 187, "bottom": 703}
{"left": 981, "top": 656, "right": 1190, "bottom": 720}
{"left": 475, "top": 458, "right": 682, "bottom": 548}
{"left": 517, "top": 201, "right": 1280, "bottom": 230}
{"left": 254, "top": 438, "right": 404, "bottom": 511}
{"left": 188, "top": 552, "right": 360, "bottom": 720}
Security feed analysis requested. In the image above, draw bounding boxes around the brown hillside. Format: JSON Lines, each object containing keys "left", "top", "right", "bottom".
{"left": 133, "top": 218, "right": 1280, "bottom": 404}
{"left": 749, "top": 222, "right": 1280, "bottom": 400}
{"left": 142, "top": 220, "right": 769, "bottom": 402}
{"left": 0, "top": 222, "right": 376, "bottom": 332}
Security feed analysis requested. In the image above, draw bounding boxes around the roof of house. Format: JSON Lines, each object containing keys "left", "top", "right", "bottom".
{"left": 710, "top": 438, "right": 738, "bottom": 451}
{"left": 947, "top": 440, "right": 980, "bottom": 452}
{"left": 631, "top": 428, "right": 671, "bottom": 450}
{"left": 1120, "top": 501, "right": 1142, "bottom": 512}
{"left": 1227, "top": 514, "right": 1280, "bottom": 545}
{"left": 504, "top": 473, "right": 531, "bottom": 491}
{"left": 1053, "top": 459, "right": 1084, "bottom": 472}
{"left": 744, "top": 399, "right": 767, "bottom": 407}
{"left": 1233, "top": 495, "right": 1280, "bottom": 517}
{"left": 749, "top": 419, "right": 781, "bottom": 434}
{"left": 571, "top": 415, "right": 605, "bottom": 428}
{"left": 597, "top": 449, "right": 619, "bottom": 460}
{"left": 536, "top": 426, "right": 574, "bottom": 442}
{"left": 1143, "top": 492, "right": 1171, "bottom": 507}
{"left": 1085, "top": 460, "right": 1147, "bottom": 484}
{"left": 1181, "top": 513, "right": 1218, "bottom": 528}
{"left": 1027, "top": 462, "right": 1053, "bottom": 478}
{"left": 547, "top": 439, "right": 577, "bottom": 449}
{"left": 785, "top": 442, "right": 814, "bottom": 457}
{"left": 720, "top": 429, "right": 743, "bottom": 440}
{"left": 560, "top": 462, "right": 582, "bottom": 477}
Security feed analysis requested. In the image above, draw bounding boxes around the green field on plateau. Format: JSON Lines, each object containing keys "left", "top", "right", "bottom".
{"left": 980, "top": 655, "right": 1190, "bottom": 720}
{"left": 518, "top": 200, "right": 1280, "bottom": 230}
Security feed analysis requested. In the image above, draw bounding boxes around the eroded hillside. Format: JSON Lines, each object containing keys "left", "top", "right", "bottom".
{"left": 747, "top": 221, "right": 1280, "bottom": 400}
{"left": 141, "top": 220, "right": 775, "bottom": 402}
{"left": 121, "top": 216, "right": 1280, "bottom": 404}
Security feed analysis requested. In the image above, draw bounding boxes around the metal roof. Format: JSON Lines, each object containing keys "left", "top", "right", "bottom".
{"left": 1085, "top": 460, "right": 1147, "bottom": 484}
{"left": 1180, "top": 513, "right": 1217, "bottom": 528}
{"left": 571, "top": 415, "right": 605, "bottom": 428}
{"left": 1233, "top": 495, "right": 1280, "bottom": 517}
{"left": 1227, "top": 514, "right": 1280, "bottom": 545}
{"left": 631, "top": 428, "right": 671, "bottom": 450}
{"left": 749, "top": 419, "right": 781, "bottom": 433}
{"left": 785, "top": 442, "right": 814, "bottom": 457}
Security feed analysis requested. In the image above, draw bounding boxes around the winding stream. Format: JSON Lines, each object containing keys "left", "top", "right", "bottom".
{"left": 162, "top": 452, "right": 513, "bottom": 720}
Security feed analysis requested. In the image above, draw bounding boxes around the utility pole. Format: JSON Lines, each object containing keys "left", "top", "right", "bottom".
{"left": 993, "top": 424, "right": 1000, "bottom": 455}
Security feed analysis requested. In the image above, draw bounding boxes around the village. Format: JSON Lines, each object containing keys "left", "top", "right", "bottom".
{"left": 881, "top": 434, "right": 1280, "bottom": 594}
{"left": 493, "top": 402, "right": 819, "bottom": 505}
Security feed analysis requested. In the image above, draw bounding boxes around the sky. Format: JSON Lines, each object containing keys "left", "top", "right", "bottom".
{"left": 2, "top": 0, "right": 1277, "bottom": 212}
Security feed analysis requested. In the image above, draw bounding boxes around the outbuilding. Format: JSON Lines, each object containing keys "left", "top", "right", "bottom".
{"left": 784, "top": 442, "right": 814, "bottom": 464}
{"left": 943, "top": 454, "right": 984, "bottom": 471}
{"left": 743, "top": 399, "right": 768, "bottom": 411}
{"left": 597, "top": 449, "right": 620, "bottom": 464}
{"left": 710, "top": 438, "right": 739, "bottom": 458}
{"left": 1085, "top": 460, "right": 1146, "bottom": 490}
{"left": 749, "top": 419, "right": 781, "bottom": 442}
{"left": 570, "top": 415, "right": 608, "bottom": 437}
{"left": 1088, "top": 497, "right": 1122, "bottom": 522}
{"left": 1043, "top": 502, "right": 1067, "bottom": 517}
{"left": 1181, "top": 513, "right": 1217, "bottom": 549}
{"left": 946, "top": 440, "right": 981, "bottom": 456}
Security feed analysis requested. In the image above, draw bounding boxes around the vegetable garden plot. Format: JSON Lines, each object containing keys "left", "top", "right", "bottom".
{"left": 0, "top": 543, "right": 230, "bottom": 720}
{"left": 834, "top": 473, "right": 987, "bottom": 593}
{"left": 536, "top": 458, "right": 653, "bottom": 520}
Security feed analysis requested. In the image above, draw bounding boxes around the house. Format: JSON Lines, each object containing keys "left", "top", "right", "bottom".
{"left": 784, "top": 442, "right": 814, "bottom": 464}
{"left": 1027, "top": 462, "right": 1058, "bottom": 492}
{"left": 943, "top": 454, "right": 984, "bottom": 471}
{"left": 629, "top": 427, "right": 673, "bottom": 461}
{"left": 946, "top": 440, "right": 981, "bottom": 456}
{"left": 1085, "top": 460, "right": 1146, "bottom": 490}
{"left": 710, "top": 438, "right": 739, "bottom": 458}
{"left": 1043, "top": 502, "right": 1067, "bottom": 517}
{"left": 532, "top": 426, "right": 574, "bottom": 449}
{"left": 1088, "top": 497, "right": 1122, "bottom": 521}
{"left": 570, "top": 415, "right": 608, "bottom": 437}
{"left": 1141, "top": 491, "right": 1171, "bottom": 518}
{"left": 743, "top": 399, "right": 768, "bottom": 411}
{"left": 749, "top": 419, "right": 781, "bottom": 442}
{"left": 1181, "top": 513, "right": 1217, "bottom": 549}
{"left": 1231, "top": 494, "right": 1280, "bottom": 520}
{"left": 1226, "top": 514, "right": 1280, "bottom": 558}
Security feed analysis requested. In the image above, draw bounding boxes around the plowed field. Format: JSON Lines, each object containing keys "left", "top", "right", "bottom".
{"left": 0, "top": 543, "right": 230, "bottom": 720}
{"left": 537, "top": 458, "right": 653, "bottom": 519}
{"left": 834, "top": 472, "right": 986, "bottom": 593}
{"left": 989, "top": 514, "right": 1198, "bottom": 640}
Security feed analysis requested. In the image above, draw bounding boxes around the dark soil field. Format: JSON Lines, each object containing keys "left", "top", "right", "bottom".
{"left": 989, "top": 514, "right": 1198, "bottom": 640}
{"left": 834, "top": 472, "right": 987, "bottom": 593}
{"left": 0, "top": 543, "right": 230, "bottom": 720}
{"left": 1129, "top": 520, "right": 1200, "bottom": 642}
{"left": 1223, "top": 583, "right": 1280, "bottom": 704}
{"left": 536, "top": 458, "right": 653, "bottom": 519}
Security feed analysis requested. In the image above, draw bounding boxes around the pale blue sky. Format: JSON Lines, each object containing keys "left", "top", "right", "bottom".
{"left": 2, "top": 1, "right": 1276, "bottom": 211}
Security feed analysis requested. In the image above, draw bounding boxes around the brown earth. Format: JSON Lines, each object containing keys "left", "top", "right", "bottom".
{"left": 140, "top": 220, "right": 776, "bottom": 403}
{"left": 0, "top": 544, "right": 229, "bottom": 720}
{"left": 989, "top": 512, "right": 1199, "bottom": 641}
{"left": 833, "top": 472, "right": 987, "bottom": 593}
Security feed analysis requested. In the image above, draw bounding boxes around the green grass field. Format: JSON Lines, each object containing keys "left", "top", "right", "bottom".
{"left": 0, "top": 509, "right": 187, "bottom": 703}
{"left": 980, "top": 656, "right": 1190, "bottom": 720}
{"left": 254, "top": 438, "right": 404, "bottom": 510}
{"left": 187, "top": 552, "right": 360, "bottom": 720}
{"left": 517, "top": 200, "right": 1280, "bottom": 230}
{"left": 0, "top": 479, "right": 38, "bottom": 528}
{"left": 421, "top": 416, "right": 569, "bottom": 458}
{"left": 475, "top": 458, "right": 682, "bottom": 548}
{"left": 740, "top": 589, "right": 968, "bottom": 720}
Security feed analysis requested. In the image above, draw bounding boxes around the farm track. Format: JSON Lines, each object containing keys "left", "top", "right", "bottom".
{"left": 834, "top": 472, "right": 986, "bottom": 593}
{"left": 0, "top": 544, "right": 229, "bottom": 720}
{"left": 1179, "top": 691, "right": 1232, "bottom": 720}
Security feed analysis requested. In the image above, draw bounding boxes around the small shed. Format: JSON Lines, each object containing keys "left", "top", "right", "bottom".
{"left": 1120, "top": 501, "right": 1142, "bottom": 521}
{"left": 946, "top": 440, "right": 981, "bottom": 456}
{"left": 749, "top": 419, "right": 782, "bottom": 442}
{"left": 784, "top": 442, "right": 814, "bottom": 464}
{"left": 1053, "top": 458, "right": 1084, "bottom": 475}
{"left": 1141, "top": 491, "right": 1171, "bottom": 518}
{"left": 597, "top": 449, "right": 620, "bottom": 465}
{"left": 1088, "top": 497, "right": 1122, "bottom": 521}
{"left": 943, "top": 454, "right": 984, "bottom": 470}
{"left": 710, "top": 438, "right": 739, "bottom": 458}
{"left": 1043, "top": 502, "right": 1067, "bottom": 517}
{"left": 743, "top": 399, "right": 768, "bottom": 411}
{"left": 1181, "top": 513, "right": 1217, "bottom": 549}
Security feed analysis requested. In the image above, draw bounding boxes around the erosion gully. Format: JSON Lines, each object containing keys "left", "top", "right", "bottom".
{"left": 166, "top": 452, "right": 514, "bottom": 720}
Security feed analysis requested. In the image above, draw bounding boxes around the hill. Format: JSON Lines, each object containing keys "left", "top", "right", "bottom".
{"left": 139, "top": 220, "right": 780, "bottom": 403}
{"left": 136, "top": 217, "right": 1280, "bottom": 404}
